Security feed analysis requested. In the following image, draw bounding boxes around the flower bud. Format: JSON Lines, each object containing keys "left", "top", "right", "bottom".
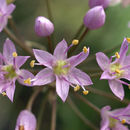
{"left": 15, "top": 110, "right": 36, "bottom": 130}
{"left": 83, "top": 6, "right": 106, "bottom": 30}
{"left": 35, "top": 16, "right": 54, "bottom": 37}
{"left": 89, "top": 0, "right": 110, "bottom": 8}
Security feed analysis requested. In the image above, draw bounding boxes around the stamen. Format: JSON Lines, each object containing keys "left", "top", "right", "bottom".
{"left": 83, "top": 46, "right": 88, "bottom": 53}
{"left": 30, "top": 60, "right": 35, "bottom": 68}
{"left": 2, "top": 92, "right": 6, "bottom": 96}
{"left": 115, "top": 69, "right": 121, "bottom": 74}
{"left": 115, "top": 52, "right": 120, "bottom": 59}
{"left": 83, "top": 90, "right": 89, "bottom": 95}
{"left": 19, "top": 125, "right": 24, "bottom": 130}
{"left": 72, "top": 39, "right": 79, "bottom": 45}
{"left": 74, "top": 85, "right": 80, "bottom": 92}
{"left": 126, "top": 37, "right": 130, "bottom": 43}
{"left": 121, "top": 119, "right": 126, "bottom": 124}
{"left": 12, "top": 52, "right": 18, "bottom": 57}
{"left": 24, "top": 78, "right": 31, "bottom": 85}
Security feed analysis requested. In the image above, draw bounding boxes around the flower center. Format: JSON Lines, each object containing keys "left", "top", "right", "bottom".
{"left": 110, "top": 63, "right": 124, "bottom": 78}
{"left": 53, "top": 60, "right": 70, "bottom": 75}
{"left": 2, "top": 65, "right": 17, "bottom": 79}
{"left": 109, "top": 117, "right": 118, "bottom": 128}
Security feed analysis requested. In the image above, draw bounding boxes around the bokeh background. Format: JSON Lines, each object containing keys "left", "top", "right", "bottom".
{"left": 0, "top": 0, "right": 130, "bottom": 130}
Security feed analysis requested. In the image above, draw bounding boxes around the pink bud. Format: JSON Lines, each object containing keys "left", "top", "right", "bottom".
{"left": 35, "top": 16, "right": 54, "bottom": 37}
{"left": 83, "top": 6, "right": 106, "bottom": 30}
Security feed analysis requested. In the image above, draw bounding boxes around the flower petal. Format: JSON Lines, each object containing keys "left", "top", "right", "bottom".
{"left": 17, "top": 69, "right": 34, "bottom": 86}
{"left": 108, "top": 80, "right": 124, "bottom": 100}
{"left": 6, "top": 81, "right": 16, "bottom": 102}
{"left": 96, "top": 52, "right": 110, "bottom": 71}
{"left": 33, "top": 49, "right": 55, "bottom": 68}
{"left": 54, "top": 39, "right": 68, "bottom": 60}
{"left": 0, "top": 0, "right": 6, "bottom": 11}
{"left": 0, "top": 52, "right": 3, "bottom": 65}
{"left": 15, "top": 56, "right": 30, "bottom": 68}
{"left": 33, "top": 68, "right": 55, "bottom": 86}
{"left": 69, "top": 68, "right": 93, "bottom": 86}
{"left": 56, "top": 76, "right": 69, "bottom": 102}
{"left": 67, "top": 48, "right": 90, "bottom": 68}
{"left": 114, "top": 122, "right": 129, "bottom": 130}
{"left": 100, "top": 106, "right": 111, "bottom": 130}
{"left": 6, "top": 4, "right": 16, "bottom": 15}
{"left": 124, "top": 55, "right": 130, "bottom": 66}
{"left": 100, "top": 71, "right": 116, "bottom": 80}
{"left": 3, "top": 38, "right": 16, "bottom": 64}
{"left": 0, "top": 16, "right": 8, "bottom": 32}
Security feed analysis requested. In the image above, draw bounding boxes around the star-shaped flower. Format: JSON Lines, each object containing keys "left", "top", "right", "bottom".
{"left": 33, "top": 39, "right": 93, "bottom": 102}
{"left": 96, "top": 38, "right": 130, "bottom": 100}
{"left": 0, "top": 38, "right": 34, "bottom": 102}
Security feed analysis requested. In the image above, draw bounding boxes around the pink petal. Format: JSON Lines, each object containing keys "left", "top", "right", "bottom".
{"left": 124, "top": 55, "right": 130, "bottom": 66}
{"left": 69, "top": 68, "right": 93, "bottom": 86}
{"left": 17, "top": 69, "right": 34, "bottom": 86}
{"left": 0, "top": 0, "right": 6, "bottom": 11}
{"left": 0, "top": 52, "right": 3, "bottom": 65}
{"left": 100, "top": 71, "right": 116, "bottom": 80}
{"left": 0, "top": 16, "right": 8, "bottom": 32}
{"left": 67, "top": 48, "right": 90, "bottom": 68}
{"left": 56, "top": 76, "right": 69, "bottom": 102}
{"left": 100, "top": 106, "right": 111, "bottom": 130}
{"left": 15, "top": 56, "right": 30, "bottom": 68}
{"left": 33, "top": 49, "right": 55, "bottom": 68}
{"left": 6, "top": 81, "right": 16, "bottom": 102}
{"left": 6, "top": 4, "right": 16, "bottom": 15}
{"left": 114, "top": 122, "right": 129, "bottom": 130}
{"left": 33, "top": 68, "right": 55, "bottom": 86}
{"left": 3, "top": 38, "right": 16, "bottom": 64}
{"left": 53, "top": 39, "right": 68, "bottom": 60}
{"left": 96, "top": 52, "right": 110, "bottom": 71}
{"left": 108, "top": 80, "right": 124, "bottom": 100}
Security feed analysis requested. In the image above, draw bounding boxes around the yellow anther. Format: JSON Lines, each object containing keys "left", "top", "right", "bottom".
{"left": 19, "top": 125, "right": 24, "bottom": 130}
{"left": 126, "top": 38, "right": 130, "bottom": 43}
{"left": 72, "top": 39, "right": 79, "bottom": 45}
{"left": 30, "top": 60, "right": 35, "bottom": 68}
{"left": 83, "top": 90, "right": 89, "bottom": 95}
{"left": 115, "top": 52, "right": 120, "bottom": 59}
{"left": 83, "top": 46, "right": 88, "bottom": 53}
{"left": 115, "top": 69, "right": 121, "bottom": 74}
{"left": 12, "top": 52, "right": 17, "bottom": 57}
{"left": 2, "top": 92, "right": 6, "bottom": 96}
{"left": 121, "top": 119, "right": 126, "bottom": 124}
{"left": 74, "top": 85, "right": 80, "bottom": 92}
{"left": 24, "top": 78, "right": 31, "bottom": 85}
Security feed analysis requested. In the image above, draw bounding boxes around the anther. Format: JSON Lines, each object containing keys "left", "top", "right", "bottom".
{"left": 2, "top": 92, "right": 6, "bottom": 96}
{"left": 72, "top": 39, "right": 79, "bottom": 45}
{"left": 126, "top": 37, "right": 130, "bottom": 43}
{"left": 12, "top": 52, "right": 18, "bottom": 57}
{"left": 24, "top": 78, "right": 31, "bottom": 85}
{"left": 83, "top": 90, "right": 89, "bottom": 95}
{"left": 74, "top": 85, "right": 80, "bottom": 92}
{"left": 115, "top": 69, "right": 121, "bottom": 74}
{"left": 19, "top": 125, "right": 24, "bottom": 130}
{"left": 121, "top": 119, "right": 126, "bottom": 124}
{"left": 115, "top": 52, "right": 120, "bottom": 59}
{"left": 30, "top": 60, "right": 35, "bottom": 68}
{"left": 83, "top": 46, "right": 88, "bottom": 53}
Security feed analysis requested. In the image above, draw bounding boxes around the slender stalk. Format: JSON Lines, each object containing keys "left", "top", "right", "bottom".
{"left": 74, "top": 93, "right": 100, "bottom": 114}
{"left": 26, "top": 87, "right": 44, "bottom": 111}
{"left": 47, "top": 36, "right": 53, "bottom": 53}
{"left": 3, "top": 27, "right": 34, "bottom": 57}
{"left": 37, "top": 94, "right": 48, "bottom": 130}
{"left": 87, "top": 87, "right": 130, "bottom": 104}
{"left": 89, "top": 72, "right": 102, "bottom": 78}
{"left": 67, "top": 97, "right": 99, "bottom": 130}
{"left": 51, "top": 92, "right": 57, "bottom": 130}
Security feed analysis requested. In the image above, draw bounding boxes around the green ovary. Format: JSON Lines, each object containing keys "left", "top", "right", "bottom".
{"left": 110, "top": 63, "right": 124, "bottom": 78}
{"left": 109, "top": 117, "right": 118, "bottom": 128}
{"left": 2, "top": 65, "right": 17, "bottom": 79}
{"left": 53, "top": 60, "right": 70, "bottom": 75}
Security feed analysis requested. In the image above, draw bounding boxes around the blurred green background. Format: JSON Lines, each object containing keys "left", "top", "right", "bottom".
{"left": 0, "top": 0, "right": 130, "bottom": 130}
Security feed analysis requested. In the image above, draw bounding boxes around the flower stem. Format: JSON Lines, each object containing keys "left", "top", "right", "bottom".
{"left": 26, "top": 87, "right": 44, "bottom": 111}
{"left": 87, "top": 87, "right": 130, "bottom": 104}
{"left": 51, "top": 91, "right": 57, "bottom": 130}
{"left": 3, "top": 27, "right": 34, "bottom": 58}
{"left": 67, "top": 97, "right": 99, "bottom": 130}
{"left": 47, "top": 36, "right": 53, "bottom": 53}
{"left": 74, "top": 93, "right": 100, "bottom": 114}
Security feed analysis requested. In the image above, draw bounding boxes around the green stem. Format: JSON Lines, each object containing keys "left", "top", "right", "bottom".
{"left": 3, "top": 27, "right": 34, "bottom": 58}
{"left": 46, "top": 0, "right": 53, "bottom": 22}
{"left": 67, "top": 97, "right": 99, "bottom": 130}
{"left": 47, "top": 36, "right": 53, "bottom": 53}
